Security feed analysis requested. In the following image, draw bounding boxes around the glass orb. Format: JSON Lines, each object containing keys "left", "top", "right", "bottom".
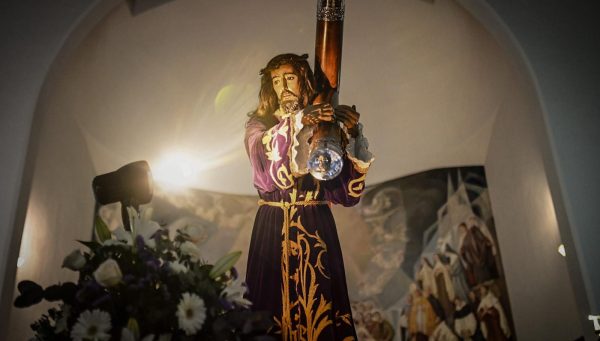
{"left": 308, "top": 141, "right": 343, "bottom": 181}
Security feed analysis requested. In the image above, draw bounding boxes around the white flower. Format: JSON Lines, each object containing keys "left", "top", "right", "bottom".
{"left": 128, "top": 206, "right": 161, "bottom": 248}
{"left": 120, "top": 328, "right": 135, "bottom": 341}
{"left": 62, "top": 250, "right": 86, "bottom": 271}
{"left": 54, "top": 304, "right": 70, "bottom": 333}
{"left": 70, "top": 309, "right": 111, "bottom": 341}
{"left": 222, "top": 277, "right": 252, "bottom": 308}
{"left": 176, "top": 293, "right": 206, "bottom": 335}
{"left": 169, "top": 260, "right": 188, "bottom": 274}
{"left": 106, "top": 207, "right": 161, "bottom": 248}
{"left": 180, "top": 241, "right": 203, "bottom": 262}
{"left": 93, "top": 258, "right": 122, "bottom": 287}
{"left": 109, "top": 226, "right": 133, "bottom": 245}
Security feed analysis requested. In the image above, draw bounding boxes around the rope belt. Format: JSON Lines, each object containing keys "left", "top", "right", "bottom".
{"left": 257, "top": 199, "right": 329, "bottom": 208}
{"left": 257, "top": 198, "right": 328, "bottom": 338}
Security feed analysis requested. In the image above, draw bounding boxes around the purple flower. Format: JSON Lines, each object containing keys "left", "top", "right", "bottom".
{"left": 230, "top": 267, "right": 239, "bottom": 280}
{"left": 91, "top": 293, "right": 112, "bottom": 307}
{"left": 135, "top": 235, "right": 146, "bottom": 251}
{"left": 123, "top": 274, "right": 136, "bottom": 284}
{"left": 219, "top": 297, "right": 234, "bottom": 310}
{"left": 145, "top": 260, "right": 159, "bottom": 272}
{"left": 76, "top": 281, "right": 103, "bottom": 304}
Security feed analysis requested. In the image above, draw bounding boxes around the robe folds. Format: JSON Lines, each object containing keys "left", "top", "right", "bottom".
{"left": 244, "top": 110, "right": 373, "bottom": 341}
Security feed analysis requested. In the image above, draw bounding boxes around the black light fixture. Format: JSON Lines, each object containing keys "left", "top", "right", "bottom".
{"left": 92, "top": 161, "right": 153, "bottom": 231}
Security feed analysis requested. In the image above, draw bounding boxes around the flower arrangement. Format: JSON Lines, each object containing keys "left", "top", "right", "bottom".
{"left": 14, "top": 207, "right": 272, "bottom": 340}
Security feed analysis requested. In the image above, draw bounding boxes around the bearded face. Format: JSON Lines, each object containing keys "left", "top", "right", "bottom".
{"left": 270, "top": 64, "right": 304, "bottom": 114}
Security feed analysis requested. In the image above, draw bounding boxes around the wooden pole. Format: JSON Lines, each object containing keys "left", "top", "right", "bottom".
{"left": 308, "top": 0, "right": 346, "bottom": 180}
{"left": 313, "top": 0, "right": 345, "bottom": 106}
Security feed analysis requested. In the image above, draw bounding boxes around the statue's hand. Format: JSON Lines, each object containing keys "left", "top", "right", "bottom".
{"left": 335, "top": 105, "right": 360, "bottom": 137}
{"left": 301, "top": 103, "right": 334, "bottom": 126}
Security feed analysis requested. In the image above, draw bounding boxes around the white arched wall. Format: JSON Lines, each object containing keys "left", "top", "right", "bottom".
{"left": 459, "top": 1, "right": 599, "bottom": 339}
{"left": 0, "top": 0, "right": 118, "bottom": 337}
{"left": 1, "top": 0, "right": 597, "bottom": 339}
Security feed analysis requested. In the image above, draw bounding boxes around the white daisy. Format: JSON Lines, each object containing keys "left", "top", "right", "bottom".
{"left": 70, "top": 309, "right": 111, "bottom": 341}
{"left": 222, "top": 277, "right": 252, "bottom": 308}
{"left": 176, "top": 293, "right": 206, "bottom": 335}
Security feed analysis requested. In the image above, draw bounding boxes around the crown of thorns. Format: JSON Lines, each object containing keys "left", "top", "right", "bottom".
{"left": 259, "top": 53, "right": 310, "bottom": 75}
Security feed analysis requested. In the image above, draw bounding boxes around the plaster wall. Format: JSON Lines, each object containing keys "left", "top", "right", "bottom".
{"left": 462, "top": 0, "right": 600, "bottom": 337}
{"left": 485, "top": 64, "right": 583, "bottom": 339}
{"left": 0, "top": 0, "right": 97, "bottom": 335}
{"left": 5, "top": 95, "right": 97, "bottom": 340}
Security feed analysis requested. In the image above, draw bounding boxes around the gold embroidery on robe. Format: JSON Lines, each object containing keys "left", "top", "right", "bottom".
{"left": 347, "top": 173, "right": 367, "bottom": 198}
{"left": 263, "top": 119, "right": 294, "bottom": 189}
{"left": 264, "top": 194, "right": 335, "bottom": 341}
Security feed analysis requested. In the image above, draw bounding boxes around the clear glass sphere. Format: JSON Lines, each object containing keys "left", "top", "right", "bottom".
{"left": 308, "top": 142, "right": 343, "bottom": 181}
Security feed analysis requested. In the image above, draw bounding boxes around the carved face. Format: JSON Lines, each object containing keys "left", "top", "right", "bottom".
{"left": 270, "top": 64, "right": 301, "bottom": 113}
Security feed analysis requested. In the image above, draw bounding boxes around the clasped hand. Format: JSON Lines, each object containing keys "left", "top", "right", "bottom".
{"left": 302, "top": 103, "right": 360, "bottom": 137}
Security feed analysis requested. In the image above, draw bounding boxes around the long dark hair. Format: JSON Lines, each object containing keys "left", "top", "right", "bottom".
{"left": 250, "top": 53, "right": 316, "bottom": 127}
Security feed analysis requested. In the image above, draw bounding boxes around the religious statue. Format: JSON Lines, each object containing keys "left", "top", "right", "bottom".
{"left": 244, "top": 52, "right": 373, "bottom": 340}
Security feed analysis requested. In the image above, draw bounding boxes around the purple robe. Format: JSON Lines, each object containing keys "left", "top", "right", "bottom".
{"left": 244, "top": 113, "right": 370, "bottom": 341}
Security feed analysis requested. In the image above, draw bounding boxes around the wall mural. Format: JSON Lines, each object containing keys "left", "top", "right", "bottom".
{"left": 346, "top": 166, "right": 514, "bottom": 341}
{"left": 103, "top": 166, "right": 513, "bottom": 341}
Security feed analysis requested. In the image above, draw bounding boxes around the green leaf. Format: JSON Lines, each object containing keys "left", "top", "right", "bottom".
{"left": 209, "top": 251, "right": 241, "bottom": 279}
{"left": 94, "top": 216, "right": 112, "bottom": 243}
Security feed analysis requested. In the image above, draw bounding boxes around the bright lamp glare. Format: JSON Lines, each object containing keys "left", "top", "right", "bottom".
{"left": 558, "top": 244, "right": 566, "bottom": 257}
{"left": 153, "top": 151, "right": 199, "bottom": 189}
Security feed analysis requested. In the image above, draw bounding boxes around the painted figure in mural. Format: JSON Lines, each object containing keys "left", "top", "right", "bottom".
{"left": 458, "top": 222, "right": 497, "bottom": 286}
{"left": 453, "top": 297, "right": 477, "bottom": 340}
{"left": 351, "top": 301, "right": 394, "bottom": 341}
{"left": 430, "top": 321, "right": 459, "bottom": 341}
{"left": 445, "top": 247, "right": 471, "bottom": 303}
{"left": 244, "top": 53, "right": 374, "bottom": 340}
{"left": 432, "top": 253, "right": 455, "bottom": 323}
{"left": 477, "top": 286, "right": 511, "bottom": 341}
{"left": 407, "top": 284, "right": 440, "bottom": 341}
{"left": 416, "top": 257, "right": 435, "bottom": 295}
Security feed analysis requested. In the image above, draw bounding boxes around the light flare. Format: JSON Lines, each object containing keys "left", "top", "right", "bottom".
{"left": 153, "top": 151, "right": 200, "bottom": 190}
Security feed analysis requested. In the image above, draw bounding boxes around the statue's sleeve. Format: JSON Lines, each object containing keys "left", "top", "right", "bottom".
{"left": 244, "top": 115, "right": 295, "bottom": 192}
{"left": 323, "top": 123, "right": 374, "bottom": 206}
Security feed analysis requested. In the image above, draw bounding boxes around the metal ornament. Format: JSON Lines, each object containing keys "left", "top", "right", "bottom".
{"left": 316, "top": 0, "right": 345, "bottom": 21}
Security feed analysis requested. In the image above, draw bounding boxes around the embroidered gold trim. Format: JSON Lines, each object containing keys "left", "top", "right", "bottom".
{"left": 347, "top": 173, "right": 367, "bottom": 198}
{"left": 263, "top": 118, "right": 294, "bottom": 189}
{"left": 259, "top": 198, "right": 331, "bottom": 340}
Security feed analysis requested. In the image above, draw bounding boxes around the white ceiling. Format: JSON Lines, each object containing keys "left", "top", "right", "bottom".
{"left": 49, "top": 0, "right": 511, "bottom": 195}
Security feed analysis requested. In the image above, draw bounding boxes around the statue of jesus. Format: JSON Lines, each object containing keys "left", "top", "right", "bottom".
{"left": 244, "top": 53, "right": 373, "bottom": 340}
